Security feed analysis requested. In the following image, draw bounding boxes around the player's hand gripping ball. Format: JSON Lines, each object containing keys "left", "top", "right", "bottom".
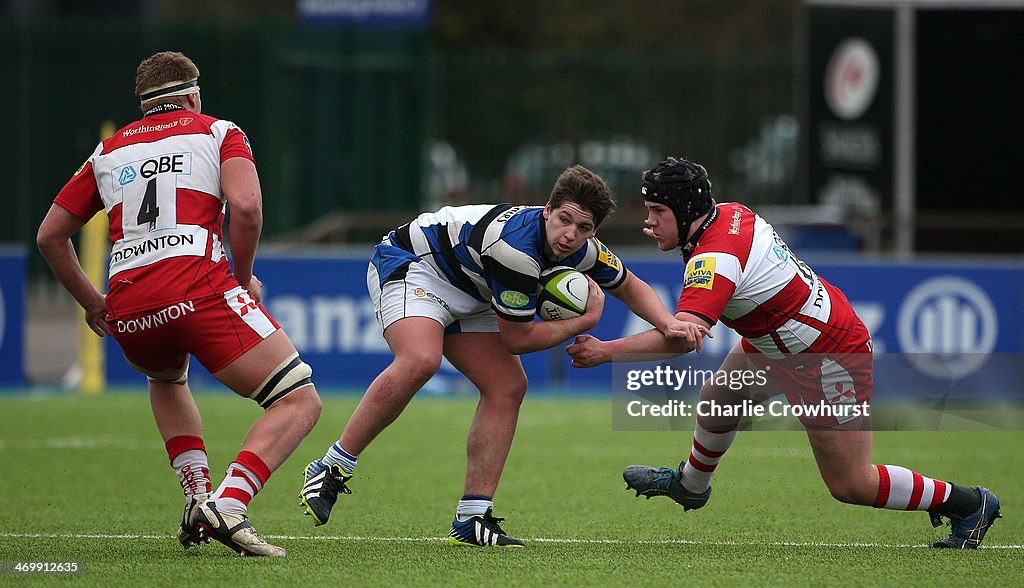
{"left": 537, "top": 266, "right": 589, "bottom": 321}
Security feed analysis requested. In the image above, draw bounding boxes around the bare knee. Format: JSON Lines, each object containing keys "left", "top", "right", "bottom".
{"left": 822, "top": 474, "right": 875, "bottom": 505}
{"left": 394, "top": 350, "right": 442, "bottom": 385}
{"left": 808, "top": 430, "right": 876, "bottom": 506}
{"left": 304, "top": 388, "right": 323, "bottom": 423}
{"left": 481, "top": 374, "right": 527, "bottom": 408}
{"left": 824, "top": 478, "right": 859, "bottom": 504}
{"left": 505, "top": 375, "right": 528, "bottom": 405}
{"left": 270, "top": 386, "right": 321, "bottom": 425}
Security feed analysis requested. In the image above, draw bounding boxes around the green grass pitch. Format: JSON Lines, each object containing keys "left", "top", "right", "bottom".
{"left": 0, "top": 391, "right": 1020, "bottom": 586}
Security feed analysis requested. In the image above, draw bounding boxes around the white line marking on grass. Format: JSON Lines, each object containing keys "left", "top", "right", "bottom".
{"left": 1, "top": 533, "right": 168, "bottom": 540}
{"left": 1, "top": 532, "right": 1021, "bottom": 549}
{"left": 0, "top": 437, "right": 146, "bottom": 451}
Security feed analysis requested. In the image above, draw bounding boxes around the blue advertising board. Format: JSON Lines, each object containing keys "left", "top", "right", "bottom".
{"left": 0, "top": 249, "right": 25, "bottom": 388}
{"left": 105, "top": 250, "right": 1024, "bottom": 394}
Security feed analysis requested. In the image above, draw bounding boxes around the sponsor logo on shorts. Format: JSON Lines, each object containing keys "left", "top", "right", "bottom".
{"left": 684, "top": 257, "right": 716, "bottom": 290}
{"left": 236, "top": 293, "right": 258, "bottom": 316}
{"left": 425, "top": 292, "right": 450, "bottom": 312}
{"left": 411, "top": 287, "right": 450, "bottom": 311}
{"left": 116, "top": 301, "right": 195, "bottom": 334}
{"left": 225, "top": 286, "right": 276, "bottom": 338}
{"left": 500, "top": 290, "right": 529, "bottom": 308}
{"left": 829, "top": 382, "right": 857, "bottom": 403}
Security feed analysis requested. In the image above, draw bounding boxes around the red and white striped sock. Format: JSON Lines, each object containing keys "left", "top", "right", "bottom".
{"left": 212, "top": 451, "right": 271, "bottom": 515}
{"left": 678, "top": 417, "right": 740, "bottom": 494}
{"left": 165, "top": 435, "right": 211, "bottom": 498}
{"left": 873, "top": 464, "right": 952, "bottom": 510}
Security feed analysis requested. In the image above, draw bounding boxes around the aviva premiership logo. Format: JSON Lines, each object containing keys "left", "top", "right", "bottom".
{"left": 595, "top": 239, "right": 621, "bottom": 271}
{"left": 684, "top": 257, "right": 716, "bottom": 290}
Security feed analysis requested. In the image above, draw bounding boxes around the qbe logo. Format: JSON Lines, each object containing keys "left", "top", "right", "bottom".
{"left": 897, "top": 276, "right": 997, "bottom": 378}
{"left": 118, "top": 165, "right": 137, "bottom": 186}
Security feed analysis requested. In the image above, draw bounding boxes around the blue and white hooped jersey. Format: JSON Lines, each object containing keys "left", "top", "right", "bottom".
{"left": 372, "top": 204, "right": 627, "bottom": 322}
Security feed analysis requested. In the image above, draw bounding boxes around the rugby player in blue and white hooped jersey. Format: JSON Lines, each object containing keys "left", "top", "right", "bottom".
{"left": 299, "top": 165, "right": 709, "bottom": 546}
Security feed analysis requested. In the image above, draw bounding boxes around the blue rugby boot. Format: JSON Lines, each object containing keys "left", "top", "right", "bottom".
{"left": 623, "top": 463, "right": 711, "bottom": 511}
{"left": 448, "top": 508, "right": 525, "bottom": 547}
{"left": 931, "top": 487, "right": 1002, "bottom": 549}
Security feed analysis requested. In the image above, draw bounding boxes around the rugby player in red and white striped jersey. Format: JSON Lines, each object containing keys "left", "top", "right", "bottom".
{"left": 566, "top": 157, "right": 1000, "bottom": 548}
{"left": 36, "top": 51, "right": 322, "bottom": 557}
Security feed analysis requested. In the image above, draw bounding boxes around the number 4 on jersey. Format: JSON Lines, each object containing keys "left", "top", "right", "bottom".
{"left": 137, "top": 178, "right": 160, "bottom": 230}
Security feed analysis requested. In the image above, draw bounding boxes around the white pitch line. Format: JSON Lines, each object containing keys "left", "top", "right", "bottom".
{"left": 0, "top": 532, "right": 1021, "bottom": 550}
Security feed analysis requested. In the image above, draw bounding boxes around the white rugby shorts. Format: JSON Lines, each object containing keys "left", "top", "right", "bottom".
{"left": 367, "top": 259, "right": 498, "bottom": 334}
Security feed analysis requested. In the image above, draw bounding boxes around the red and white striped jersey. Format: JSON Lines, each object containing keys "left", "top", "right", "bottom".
{"left": 54, "top": 104, "right": 254, "bottom": 315}
{"left": 677, "top": 202, "right": 861, "bottom": 358}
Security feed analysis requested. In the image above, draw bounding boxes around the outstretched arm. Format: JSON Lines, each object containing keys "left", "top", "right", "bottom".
{"left": 566, "top": 312, "right": 712, "bottom": 367}
{"left": 608, "top": 272, "right": 712, "bottom": 352}
{"left": 37, "top": 204, "right": 110, "bottom": 337}
{"left": 606, "top": 270, "right": 675, "bottom": 332}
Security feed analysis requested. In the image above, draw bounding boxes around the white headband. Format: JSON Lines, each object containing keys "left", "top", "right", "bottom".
{"left": 139, "top": 78, "right": 199, "bottom": 104}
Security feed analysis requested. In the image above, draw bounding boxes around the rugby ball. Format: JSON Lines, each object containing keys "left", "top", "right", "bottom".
{"left": 536, "top": 266, "right": 589, "bottom": 321}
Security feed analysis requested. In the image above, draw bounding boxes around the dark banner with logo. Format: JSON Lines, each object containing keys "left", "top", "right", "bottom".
{"left": 807, "top": 5, "right": 894, "bottom": 213}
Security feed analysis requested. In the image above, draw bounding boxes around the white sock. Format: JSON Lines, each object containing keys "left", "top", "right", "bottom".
{"left": 321, "top": 442, "right": 358, "bottom": 476}
{"left": 874, "top": 465, "right": 952, "bottom": 510}
{"left": 456, "top": 495, "right": 493, "bottom": 520}
{"left": 679, "top": 418, "right": 739, "bottom": 494}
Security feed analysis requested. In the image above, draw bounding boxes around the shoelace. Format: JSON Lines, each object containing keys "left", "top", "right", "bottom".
{"left": 481, "top": 514, "right": 508, "bottom": 535}
{"left": 310, "top": 462, "right": 354, "bottom": 495}
{"left": 929, "top": 509, "right": 990, "bottom": 543}
{"left": 332, "top": 474, "right": 353, "bottom": 495}
{"left": 652, "top": 469, "right": 678, "bottom": 490}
